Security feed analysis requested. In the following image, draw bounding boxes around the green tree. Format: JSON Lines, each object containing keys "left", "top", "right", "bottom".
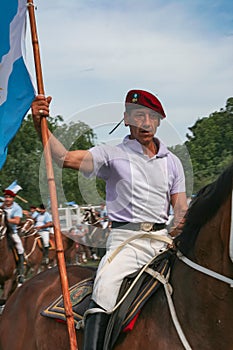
{"left": 169, "top": 144, "right": 193, "bottom": 197}
{"left": 185, "top": 97, "right": 233, "bottom": 192}
{"left": 0, "top": 115, "right": 105, "bottom": 208}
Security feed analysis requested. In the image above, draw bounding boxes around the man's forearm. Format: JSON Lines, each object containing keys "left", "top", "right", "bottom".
{"left": 33, "top": 116, "right": 68, "bottom": 168}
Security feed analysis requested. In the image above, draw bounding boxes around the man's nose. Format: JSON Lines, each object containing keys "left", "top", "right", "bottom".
{"left": 142, "top": 113, "right": 151, "bottom": 126}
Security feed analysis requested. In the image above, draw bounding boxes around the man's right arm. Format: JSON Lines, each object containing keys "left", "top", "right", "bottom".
{"left": 31, "top": 95, "right": 94, "bottom": 173}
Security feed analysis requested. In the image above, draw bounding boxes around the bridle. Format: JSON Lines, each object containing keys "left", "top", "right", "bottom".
{"left": 82, "top": 210, "right": 91, "bottom": 224}
{"left": 0, "top": 208, "right": 7, "bottom": 240}
{"left": 83, "top": 208, "right": 102, "bottom": 226}
{"left": 19, "top": 218, "right": 35, "bottom": 236}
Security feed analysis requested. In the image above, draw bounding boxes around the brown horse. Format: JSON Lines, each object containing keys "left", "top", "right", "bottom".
{"left": 82, "top": 207, "right": 108, "bottom": 258}
{"left": 0, "top": 163, "right": 233, "bottom": 349}
{"left": 19, "top": 219, "right": 77, "bottom": 276}
{"left": 18, "top": 218, "right": 56, "bottom": 276}
{"left": 0, "top": 208, "right": 17, "bottom": 304}
{"left": 61, "top": 231, "right": 77, "bottom": 265}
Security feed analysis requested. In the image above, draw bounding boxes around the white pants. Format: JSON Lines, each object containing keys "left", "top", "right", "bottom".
{"left": 11, "top": 233, "right": 24, "bottom": 255}
{"left": 92, "top": 228, "right": 169, "bottom": 311}
{"left": 39, "top": 230, "right": 50, "bottom": 247}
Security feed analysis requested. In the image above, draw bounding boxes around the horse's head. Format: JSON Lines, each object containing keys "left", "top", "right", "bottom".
{"left": 18, "top": 217, "right": 35, "bottom": 236}
{"left": 81, "top": 209, "right": 91, "bottom": 224}
{"left": 81, "top": 207, "right": 101, "bottom": 226}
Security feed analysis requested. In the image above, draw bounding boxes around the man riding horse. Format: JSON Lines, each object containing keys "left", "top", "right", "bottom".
{"left": 31, "top": 89, "right": 188, "bottom": 349}
{"left": 1, "top": 189, "right": 25, "bottom": 284}
{"left": 34, "top": 204, "right": 53, "bottom": 265}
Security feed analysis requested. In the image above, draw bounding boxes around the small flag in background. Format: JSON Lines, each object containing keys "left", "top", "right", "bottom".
{"left": 6, "top": 180, "right": 22, "bottom": 194}
{"left": 65, "top": 201, "right": 78, "bottom": 208}
{"left": 0, "top": 0, "right": 35, "bottom": 169}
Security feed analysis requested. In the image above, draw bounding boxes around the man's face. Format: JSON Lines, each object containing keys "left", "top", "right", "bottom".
{"left": 4, "top": 195, "right": 14, "bottom": 206}
{"left": 124, "top": 107, "right": 161, "bottom": 146}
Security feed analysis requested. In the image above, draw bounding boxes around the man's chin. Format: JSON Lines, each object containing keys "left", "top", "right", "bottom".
{"left": 137, "top": 137, "right": 153, "bottom": 146}
{"left": 139, "top": 132, "right": 153, "bottom": 140}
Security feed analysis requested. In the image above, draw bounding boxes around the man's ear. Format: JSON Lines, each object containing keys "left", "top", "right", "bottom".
{"left": 124, "top": 111, "right": 129, "bottom": 126}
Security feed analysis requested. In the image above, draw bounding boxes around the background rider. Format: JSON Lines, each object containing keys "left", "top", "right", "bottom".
{"left": 1, "top": 189, "right": 25, "bottom": 284}
{"left": 34, "top": 204, "right": 53, "bottom": 265}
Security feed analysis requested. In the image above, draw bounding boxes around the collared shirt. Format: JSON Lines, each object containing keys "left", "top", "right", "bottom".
{"left": 35, "top": 211, "right": 52, "bottom": 232}
{"left": 100, "top": 209, "right": 108, "bottom": 220}
{"left": 3, "top": 201, "right": 23, "bottom": 234}
{"left": 31, "top": 211, "right": 39, "bottom": 220}
{"left": 86, "top": 136, "right": 186, "bottom": 223}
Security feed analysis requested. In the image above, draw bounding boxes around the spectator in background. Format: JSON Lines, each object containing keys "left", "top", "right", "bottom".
{"left": 34, "top": 204, "right": 53, "bottom": 265}
{"left": 98, "top": 203, "right": 108, "bottom": 227}
{"left": 24, "top": 205, "right": 39, "bottom": 220}
{"left": 95, "top": 203, "right": 110, "bottom": 259}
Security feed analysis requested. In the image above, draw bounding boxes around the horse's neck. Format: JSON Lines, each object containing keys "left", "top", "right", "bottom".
{"left": 0, "top": 210, "right": 8, "bottom": 229}
{"left": 171, "top": 195, "right": 233, "bottom": 330}
{"left": 63, "top": 235, "right": 74, "bottom": 250}
{"left": 229, "top": 191, "right": 233, "bottom": 262}
{"left": 0, "top": 234, "right": 8, "bottom": 250}
{"left": 194, "top": 196, "right": 232, "bottom": 275}
{"left": 20, "top": 219, "right": 35, "bottom": 234}
{"left": 0, "top": 229, "right": 13, "bottom": 257}
{"left": 0, "top": 210, "right": 13, "bottom": 243}
{"left": 90, "top": 213, "right": 97, "bottom": 224}
{"left": 23, "top": 229, "right": 39, "bottom": 251}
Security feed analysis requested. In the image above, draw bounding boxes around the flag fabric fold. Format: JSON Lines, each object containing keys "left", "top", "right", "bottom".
{"left": 6, "top": 180, "right": 22, "bottom": 194}
{"left": 0, "top": 0, "right": 35, "bottom": 169}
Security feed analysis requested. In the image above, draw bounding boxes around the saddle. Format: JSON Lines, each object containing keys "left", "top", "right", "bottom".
{"left": 41, "top": 250, "right": 174, "bottom": 348}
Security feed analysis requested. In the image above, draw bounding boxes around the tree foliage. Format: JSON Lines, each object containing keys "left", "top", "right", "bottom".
{"left": 185, "top": 97, "right": 233, "bottom": 192}
{"left": 169, "top": 144, "right": 194, "bottom": 197}
{"left": 0, "top": 115, "right": 105, "bottom": 209}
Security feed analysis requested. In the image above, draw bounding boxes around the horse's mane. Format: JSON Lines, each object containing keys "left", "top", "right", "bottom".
{"left": 175, "top": 162, "right": 233, "bottom": 256}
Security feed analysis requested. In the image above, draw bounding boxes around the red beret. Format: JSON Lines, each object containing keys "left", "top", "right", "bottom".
{"left": 125, "top": 89, "right": 166, "bottom": 119}
{"left": 4, "top": 189, "right": 16, "bottom": 197}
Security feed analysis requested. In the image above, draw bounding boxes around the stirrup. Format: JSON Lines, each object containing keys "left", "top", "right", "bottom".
{"left": 0, "top": 304, "right": 5, "bottom": 315}
{"left": 42, "top": 257, "right": 49, "bottom": 265}
{"left": 17, "top": 274, "right": 24, "bottom": 286}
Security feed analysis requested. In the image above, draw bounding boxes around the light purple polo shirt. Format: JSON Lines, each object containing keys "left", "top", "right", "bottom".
{"left": 86, "top": 136, "right": 186, "bottom": 223}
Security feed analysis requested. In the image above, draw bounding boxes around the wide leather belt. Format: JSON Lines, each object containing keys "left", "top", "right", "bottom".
{"left": 111, "top": 221, "right": 166, "bottom": 232}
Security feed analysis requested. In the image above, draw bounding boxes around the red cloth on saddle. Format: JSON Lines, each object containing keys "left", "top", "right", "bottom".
{"left": 123, "top": 311, "right": 140, "bottom": 332}
{"left": 54, "top": 311, "right": 141, "bottom": 332}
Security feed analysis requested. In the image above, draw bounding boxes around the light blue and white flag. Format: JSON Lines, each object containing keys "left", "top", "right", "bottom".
{"left": 0, "top": 0, "right": 35, "bottom": 169}
{"left": 65, "top": 201, "right": 78, "bottom": 208}
{"left": 6, "top": 180, "right": 22, "bottom": 194}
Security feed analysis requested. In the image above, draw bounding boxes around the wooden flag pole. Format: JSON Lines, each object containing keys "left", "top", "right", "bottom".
{"left": 27, "top": 2, "right": 78, "bottom": 349}
{"left": 15, "top": 194, "right": 28, "bottom": 203}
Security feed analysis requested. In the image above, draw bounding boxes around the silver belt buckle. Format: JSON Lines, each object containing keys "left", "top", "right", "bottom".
{"left": 140, "top": 222, "right": 153, "bottom": 232}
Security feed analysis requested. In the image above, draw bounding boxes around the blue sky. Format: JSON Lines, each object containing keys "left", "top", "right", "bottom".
{"left": 26, "top": 0, "right": 233, "bottom": 145}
